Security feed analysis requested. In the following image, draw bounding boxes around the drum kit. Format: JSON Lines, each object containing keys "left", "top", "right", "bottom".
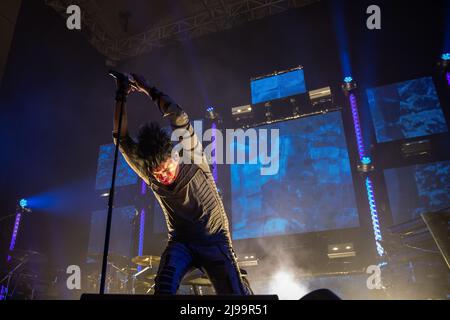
{"left": 0, "top": 250, "right": 48, "bottom": 300}
{"left": 86, "top": 253, "right": 214, "bottom": 295}
{"left": 2, "top": 250, "right": 250, "bottom": 298}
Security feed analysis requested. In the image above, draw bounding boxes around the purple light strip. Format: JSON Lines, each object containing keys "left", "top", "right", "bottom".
{"left": 349, "top": 93, "right": 366, "bottom": 160}
{"left": 7, "top": 212, "right": 22, "bottom": 262}
{"left": 446, "top": 72, "right": 450, "bottom": 87}
{"left": 211, "top": 122, "right": 218, "bottom": 182}
{"left": 348, "top": 92, "right": 384, "bottom": 257}
{"left": 137, "top": 180, "right": 146, "bottom": 272}
{"left": 141, "top": 180, "right": 147, "bottom": 195}
{"left": 0, "top": 285, "right": 7, "bottom": 300}
{"left": 138, "top": 209, "right": 145, "bottom": 256}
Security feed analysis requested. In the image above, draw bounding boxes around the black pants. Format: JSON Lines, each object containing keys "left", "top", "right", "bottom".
{"left": 154, "top": 241, "right": 251, "bottom": 295}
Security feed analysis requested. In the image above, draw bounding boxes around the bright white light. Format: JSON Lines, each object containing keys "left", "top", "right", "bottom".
{"left": 345, "top": 246, "right": 352, "bottom": 250}
{"left": 332, "top": 247, "right": 339, "bottom": 251}
{"left": 269, "top": 271, "right": 309, "bottom": 300}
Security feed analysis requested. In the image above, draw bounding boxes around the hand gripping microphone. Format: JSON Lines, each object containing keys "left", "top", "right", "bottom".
{"left": 108, "top": 70, "right": 139, "bottom": 91}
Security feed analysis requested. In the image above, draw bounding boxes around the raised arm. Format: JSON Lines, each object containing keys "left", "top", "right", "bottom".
{"left": 131, "top": 74, "right": 189, "bottom": 127}
{"left": 111, "top": 96, "right": 150, "bottom": 184}
{"left": 131, "top": 74, "right": 202, "bottom": 162}
{"left": 113, "top": 99, "right": 129, "bottom": 138}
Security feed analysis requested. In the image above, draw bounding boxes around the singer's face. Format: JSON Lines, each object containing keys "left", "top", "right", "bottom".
{"left": 151, "top": 156, "right": 180, "bottom": 185}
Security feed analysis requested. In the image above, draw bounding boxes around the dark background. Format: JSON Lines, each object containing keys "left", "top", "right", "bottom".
{"left": 0, "top": 0, "right": 448, "bottom": 297}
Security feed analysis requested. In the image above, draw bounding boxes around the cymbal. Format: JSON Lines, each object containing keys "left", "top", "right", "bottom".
{"left": 134, "top": 280, "right": 155, "bottom": 289}
{"left": 8, "top": 249, "right": 47, "bottom": 264}
{"left": 131, "top": 255, "right": 161, "bottom": 266}
{"left": 87, "top": 252, "right": 130, "bottom": 267}
{"left": 145, "top": 273, "right": 157, "bottom": 280}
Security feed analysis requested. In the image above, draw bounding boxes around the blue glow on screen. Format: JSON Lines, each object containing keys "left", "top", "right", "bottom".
{"left": 153, "top": 195, "right": 168, "bottom": 234}
{"left": 95, "top": 143, "right": 139, "bottom": 190}
{"left": 251, "top": 69, "right": 306, "bottom": 104}
{"left": 231, "top": 111, "right": 359, "bottom": 240}
{"left": 384, "top": 160, "right": 450, "bottom": 225}
{"left": 367, "top": 77, "right": 448, "bottom": 143}
{"left": 87, "top": 206, "right": 137, "bottom": 258}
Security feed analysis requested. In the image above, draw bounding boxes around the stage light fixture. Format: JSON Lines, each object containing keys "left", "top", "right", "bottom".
{"left": 308, "top": 86, "right": 332, "bottom": 108}
{"left": 441, "top": 54, "right": 450, "bottom": 85}
{"left": 237, "top": 253, "right": 259, "bottom": 267}
{"left": 439, "top": 53, "right": 450, "bottom": 76}
{"left": 358, "top": 156, "right": 375, "bottom": 174}
{"left": 19, "top": 198, "right": 28, "bottom": 209}
{"left": 231, "top": 105, "right": 252, "bottom": 115}
{"left": 327, "top": 243, "right": 355, "bottom": 259}
{"left": 361, "top": 157, "right": 371, "bottom": 165}
{"left": 206, "top": 106, "right": 218, "bottom": 120}
{"left": 342, "top": 76, "right": 357, "bottom": 92}
{"left": 401, "top": 139, "right": 432, "bottom": 158}
{"left": 231, "top": 104, "right": 253, "bottom": 123}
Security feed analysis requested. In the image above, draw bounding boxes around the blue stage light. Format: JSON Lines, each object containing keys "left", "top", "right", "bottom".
{"left": 19, "top": 198, "right": 28, "bottom": 209}
{"left": 442, "top": 53, "right": 450, "bottom": 61}
{"left": 344, "top": 76, "right": 353, "bottom": 83}
{"left": 361, "top": 157, "right": 372, "bottom": 165}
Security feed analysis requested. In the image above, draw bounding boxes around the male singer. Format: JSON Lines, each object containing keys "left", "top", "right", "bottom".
{"left": 112, "top": 74, "right": 251, "bottom": 295}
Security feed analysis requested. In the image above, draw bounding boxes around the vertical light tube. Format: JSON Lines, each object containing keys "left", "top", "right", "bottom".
{"left": 348, "top": 90, "right": 384, "bottom": 257}
{"left": 7, "top": 211, "right": 22, "bottom": 262}
{"left": 366, "top": 177, "right": 384, "bottom": 256}
{"left": 349, "top": 93, "right": 366, "bottom": 161}
{"left": 211, "top": 121, "right": 218, "bottom": 182}
{"left": 137, "top": 180, "right": 146, "bottom": 272}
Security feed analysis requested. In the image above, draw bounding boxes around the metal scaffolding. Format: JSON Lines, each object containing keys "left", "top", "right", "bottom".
{"left": 45, "top": 0, "right": 319, "bottom": 61}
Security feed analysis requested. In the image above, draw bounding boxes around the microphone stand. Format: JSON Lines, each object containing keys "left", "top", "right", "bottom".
{"left": 99, "top": 77, "right": 130, "bottom": 295}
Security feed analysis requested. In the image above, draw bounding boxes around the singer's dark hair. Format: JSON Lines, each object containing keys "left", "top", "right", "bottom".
{"left": 137, "top": 122, "right": 173, "bottom": 171}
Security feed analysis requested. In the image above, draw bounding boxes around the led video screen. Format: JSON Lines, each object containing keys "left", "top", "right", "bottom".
{"left": 251, "top": 68, "right": 306, "bottom": 104}
{"left": 95, "top": 143, "right": 139, "bottom": 190}
{"left": 153, "top": 195, "right": 168, "bottom": 234}
{"left": 384, "top": 160, "right": 450, "bottom": 225}
{"left": 87, "top": 205, "right": 137, "bottom": 258}
{"left": 366, "top": 76, "right": 448, "bottom": 143}
{"left": 231, "top": 111, "right": 359, "bottom": 240}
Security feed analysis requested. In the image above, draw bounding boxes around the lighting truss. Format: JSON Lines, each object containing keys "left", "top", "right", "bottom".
{"left": 45, "top": 0, "right": 319, "bottom": 61}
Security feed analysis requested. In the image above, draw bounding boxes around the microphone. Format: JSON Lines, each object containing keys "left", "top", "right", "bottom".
{"left": 108, "top": 70, "right": 139, "bottom": 90}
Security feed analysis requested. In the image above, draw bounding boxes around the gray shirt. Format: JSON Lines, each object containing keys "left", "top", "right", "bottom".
{"left": 114, "top": 91, "right": 231, "bottom": 244}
